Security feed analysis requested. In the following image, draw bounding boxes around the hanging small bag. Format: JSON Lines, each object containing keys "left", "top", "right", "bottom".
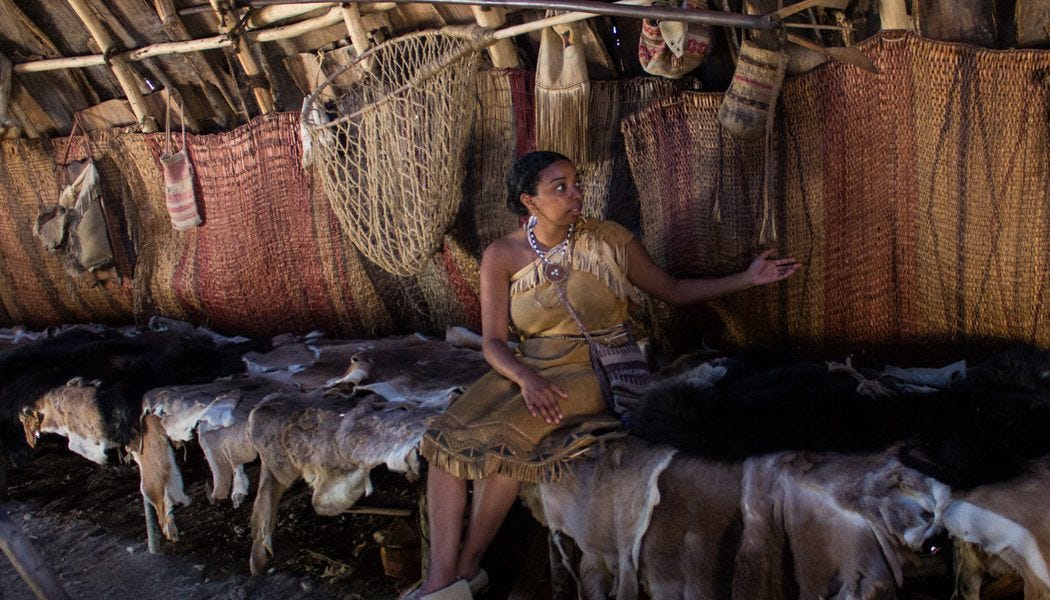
{"left": 717, "top": 39, "right": 788, "bottom": 140}
{"left": 552, "top": 283, "right": 650, "bottom": 428}
{"left": 638, "top": 0, "right": 713, "bottom": 79}
{"left": 159, "top": 97, "right": 202, "bottom": 230}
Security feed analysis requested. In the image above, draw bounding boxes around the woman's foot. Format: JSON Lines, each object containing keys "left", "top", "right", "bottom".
{"left": 463, "top": 568, "right": 489, "bottom": 595}
{"left": 401, "top": 577, "right": 473, "bottom": 600}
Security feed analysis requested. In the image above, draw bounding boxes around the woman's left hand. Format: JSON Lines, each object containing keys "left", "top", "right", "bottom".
{"left": 747, "top": 249, "right": 801, "bottom": 286}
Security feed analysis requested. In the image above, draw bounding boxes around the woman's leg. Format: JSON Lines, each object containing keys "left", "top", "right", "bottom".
{"left": 418, "top": 466, "right": 468, "bottom": 594}
{"left": 455, "top": 473, "right": 520, "bottom": 579}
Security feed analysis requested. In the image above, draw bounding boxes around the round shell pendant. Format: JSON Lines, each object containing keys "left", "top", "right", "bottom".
{"left": 544, "top": 262, "right": 568, "bottom": 284}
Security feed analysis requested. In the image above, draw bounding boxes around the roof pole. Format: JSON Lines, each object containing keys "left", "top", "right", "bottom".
{"left": 66, "top": 0, "right": 160, "bottom": 132}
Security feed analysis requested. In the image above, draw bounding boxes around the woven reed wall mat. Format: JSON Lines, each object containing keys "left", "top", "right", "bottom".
{"left": 461, "top": 69, "right": 528, "bottom": 256}
{"left": 581, "top": 76, "right": 695, "bottom": 232}
{"left": 623, "top": 31, "right": 1050, "bottom": 359}
{"left": 0, "top": 135, "right": 134, "bottom": 328}
{"left": 143, "top": 113, "right": 394, "bottom": 339}
{"left": 417, "top": 235, "right": 482, "bottom": 334}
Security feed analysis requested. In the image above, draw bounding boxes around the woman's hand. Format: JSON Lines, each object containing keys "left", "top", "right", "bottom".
{"left": 746, "top": 249, "right": 801, "bottom": 286}
{"left": 519, "top": 372, "right": 567, "bottom": 424}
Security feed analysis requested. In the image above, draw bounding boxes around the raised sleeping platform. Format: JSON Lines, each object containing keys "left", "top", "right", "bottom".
{"left": 3, "top": 319, "right": 1050, "bottom": 599}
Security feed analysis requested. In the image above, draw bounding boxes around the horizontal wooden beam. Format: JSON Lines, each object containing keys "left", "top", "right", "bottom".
{"left": 11, "top": 5, "right": 360, "bottom": 74}
{"left": 16, "top": 0, "right": 773, "bottom": 76}
{"left": 256, "top": 0, "right": 774, "bottom": 29}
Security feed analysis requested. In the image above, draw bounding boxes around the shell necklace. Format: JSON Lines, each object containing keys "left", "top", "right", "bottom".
{"left": 526, "top": 217, "right": 575, "bottom": 284}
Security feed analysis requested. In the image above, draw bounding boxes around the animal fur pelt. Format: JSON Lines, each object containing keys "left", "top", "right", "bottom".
{"left": 900, "top": 346, "right": 1050, "bottom": 488}
{"left": 633, "top": 346, "right": 1050, "bottom": 488}
{"left": 1, "top": 327, "right": 263, "bottom": 465}
{"left": 633, "top": 352, "right": 926, "bottom": 461}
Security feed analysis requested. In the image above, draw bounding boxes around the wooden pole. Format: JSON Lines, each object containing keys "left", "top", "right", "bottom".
{"left": 154, "top": 0, "right": 239, "bottom": 127}
{"left": 471, "top": 6, "right": 520, "bottom": 67}
{"left": 9, "top": 103, "right": 41, "bottom": 138}
{"left": 143, "top": 496, "right": 162, "bottom": 554}
{"left": 250, "top": 0, "right": 773, "bottom": 29}
{"left": 341, "top": 3, "right": 373, "bottom": 61}
{"left": 878, "top": 0, "right": 911, "bottom": 30}
{"left": 210, "top": 1, "right": 275, "bottom": 114}
{"left": 14, "top": 0, "right": 772, "bottom": 77}
{"left": 66, "top": 0, "right": 159, "bottom": 133}
{"left": 12, "top": 6, "right": 359, "bottom": 76}
{"left": 0, "top": 505, "right": 71, "bottom": 600}
{"left": 254, "top": 2, "right": 338, "bottom": 26}
{"left": 252, "top": 2, "right": 396, "bottom": 26}
{"left": 0, "top": 53, "right": 15, "bottom": 136}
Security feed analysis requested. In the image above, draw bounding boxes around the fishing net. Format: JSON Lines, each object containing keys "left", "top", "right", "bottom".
{"left": 302, "top": 26, "right": 493, "bottom": 276}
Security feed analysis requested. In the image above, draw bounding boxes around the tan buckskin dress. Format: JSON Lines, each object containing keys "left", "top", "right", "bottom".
{"left": 420, "top": 219, "right": 642, "bottom": 483}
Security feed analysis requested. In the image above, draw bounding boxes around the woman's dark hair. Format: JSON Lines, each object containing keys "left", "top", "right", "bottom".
{"left": 505, "top": 151, "right": 571, "bottom": 216}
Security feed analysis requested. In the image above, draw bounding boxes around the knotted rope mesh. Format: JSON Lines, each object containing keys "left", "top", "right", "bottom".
{"left": 303, "top": 27, "right": 491, "bottom": 276}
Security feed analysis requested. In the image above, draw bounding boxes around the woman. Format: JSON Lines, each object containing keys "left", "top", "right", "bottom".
{"left": 410, "top": 151, "right": 800, "bottom": 599}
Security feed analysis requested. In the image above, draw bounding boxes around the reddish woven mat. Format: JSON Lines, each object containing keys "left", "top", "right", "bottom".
{"left": 417, "top": 236, "right": 482, "bottom": 334}
{"left": 624, "top": 31, "right": 1050, "bottom": 357}
{"left": 143, "top": 113, "right": 394, "bottom": 338}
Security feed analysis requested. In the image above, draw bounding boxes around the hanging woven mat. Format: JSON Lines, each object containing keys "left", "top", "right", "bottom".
{"left": 302, "top": 26, "right": 493, "bottom": 276}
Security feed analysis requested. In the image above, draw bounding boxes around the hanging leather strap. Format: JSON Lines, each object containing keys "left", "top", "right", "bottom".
{"left": 60, "top": 113, "right": 91, "bottom": 168}
{"left": 164, "top": 94, "right": 186, "bottom": 157}
{"left": 551, "top": 280, "right": 598, "bottom": 344}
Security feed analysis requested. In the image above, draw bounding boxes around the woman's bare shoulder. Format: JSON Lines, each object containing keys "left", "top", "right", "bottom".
{"left": 483, "top": 231, "right": 532, "bottom": 273}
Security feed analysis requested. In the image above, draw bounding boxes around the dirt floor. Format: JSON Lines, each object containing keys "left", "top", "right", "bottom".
{"left": 0, "top": 435, "right": 539, "bottom": 600}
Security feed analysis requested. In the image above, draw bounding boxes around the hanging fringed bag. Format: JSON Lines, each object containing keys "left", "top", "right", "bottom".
{"left": 159, "top": 97, "right": 202, "bottom": 230}
{"left": 64, "top": 158, "right": 113, "bottom": 271}
{"left": 35, "top": 116, "right": 115, "bottom": 273}
{"left": 638, "top": 0, "right": 713, "bottom": 79}
{"left": 717, "top": 39, "right": 787, "bottom": 140}
{"left": 535, "top": 21, "right": 590, "bottom": 163}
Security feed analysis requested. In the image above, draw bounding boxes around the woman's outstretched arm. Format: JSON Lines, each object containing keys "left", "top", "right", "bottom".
{"left": 626, "top": 239, "right": 801, "bottom": 306}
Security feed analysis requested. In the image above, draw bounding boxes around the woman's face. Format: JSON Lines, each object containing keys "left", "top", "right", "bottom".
{"left": 524, "top": 160, "right": 583, "bottom": 226}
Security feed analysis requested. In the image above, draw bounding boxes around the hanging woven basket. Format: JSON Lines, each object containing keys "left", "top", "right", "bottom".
{"left": 302, "top": 27, "right": 491, "bottom": 276}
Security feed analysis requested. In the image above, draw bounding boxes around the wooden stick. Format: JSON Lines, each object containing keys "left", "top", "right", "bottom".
{"left": 492, "top": 0, "right": 660, "bottom": 40}
{"left": 252, "top": 2, "right": 338, "bottom": 27}
{"left": 210, "top": 1, "right": 275, "bottom": 114}
{"left": 154, "top": 0, "right": 238, "bottom": 127}
{"left": 13, "top": 3, "right": 353, "bottom": 75}
{"left": 0, "top": 504, "right": 71, "bottom": 600}
{"left": 9, "top": 101, "right": 41, "bottom": 138}
{"left": 260, "top": 0, "right": 774, "bottom": 29}
{"left": 783, "top": 22, "right": 853, "bottom": 31}
{"left": 143, "top": 496, "right": 162, "bottom": 554}
{"left": 0, "top": 54, "right": 12, "bottom": 124}
{"left": 774, "top": 0, "right": 849, "bottom": 19}
{"left": 17, "top": 0, "right": 775, "bottom": 78}
{"left": 471, "top": 6, "right": 520, "bottom": 67}
{"left": 67, "top": 0, "right": 159, "bottom": 133}
{"left": 345, "top": 505, "right": 414, "bottom": 517}
{"left": 342, "top": 4, "right": 373, "bottom": 58}
{"left": 255, "top": 6, "right": 344, "bottom": 40}
{"left": 878, "top": 0, "right": 911, "bottom": 30}
{"left": 786, "top": 32, "right": 877, "bottom": 73}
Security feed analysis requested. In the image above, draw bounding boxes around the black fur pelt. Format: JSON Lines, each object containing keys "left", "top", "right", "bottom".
{"left": 633, "top": 345, "right": 1050, "bottom": 488}
{"left": 0, "top": 327, "right": 264, "bottom": 465}
{"left": 900, "top": 345, "right": 1050, "bottom": 488}
{"left": 633, "top": 353, "right": 929, "bottom": 462}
